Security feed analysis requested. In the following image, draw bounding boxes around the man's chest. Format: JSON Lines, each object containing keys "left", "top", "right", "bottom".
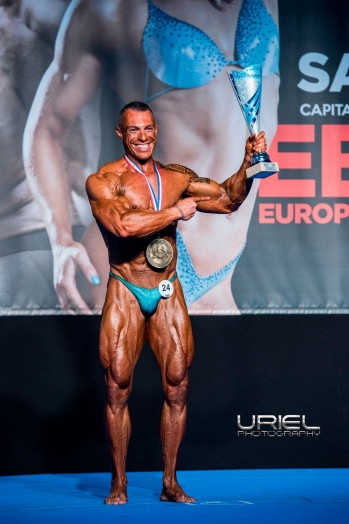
{"left": 120, "top": 169, "right": 188, "bottom": 211}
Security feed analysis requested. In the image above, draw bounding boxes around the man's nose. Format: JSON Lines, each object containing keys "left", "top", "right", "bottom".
{"left": 138, "top": 129, "right": 147, "bottom": 141}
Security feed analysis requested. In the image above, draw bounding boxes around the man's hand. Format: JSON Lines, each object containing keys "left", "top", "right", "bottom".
{"left": 175, "top": 196, "right": 210, "bottom": 221}
{"left": 245, "top": 131, "right": 267, "bottom": 162}
{"left": 53, "top": 241, "right": 100, "bottom": 314}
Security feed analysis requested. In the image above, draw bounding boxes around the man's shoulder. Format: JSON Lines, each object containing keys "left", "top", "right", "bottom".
{"left": 98, "top": 159, "right": 124, "bottom": 176}
{"left": 159, "top": 162, "right": 198, "bottom": 178}
{"left": 86, "top": 160, "right": 124, "bottom": 196}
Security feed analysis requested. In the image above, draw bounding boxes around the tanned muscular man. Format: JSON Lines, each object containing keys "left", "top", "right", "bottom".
{"left": 86, "top": 101, "right": 267, "bottom": 504}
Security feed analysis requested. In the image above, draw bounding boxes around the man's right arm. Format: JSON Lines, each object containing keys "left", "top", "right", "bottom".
{"left": 23, "top": 0, "right": 103, "bottom": 312}
{"left": 86, "top": 172, "right": 207, "bottom": 238}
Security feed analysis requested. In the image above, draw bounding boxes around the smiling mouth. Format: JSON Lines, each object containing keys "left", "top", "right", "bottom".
{"left": 134, "top": 143, "right": 152, "bottom": 151}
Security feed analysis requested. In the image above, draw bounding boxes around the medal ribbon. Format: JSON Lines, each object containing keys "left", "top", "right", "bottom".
{"left": 124, "top": 155, "right": 162, "bottom": 211}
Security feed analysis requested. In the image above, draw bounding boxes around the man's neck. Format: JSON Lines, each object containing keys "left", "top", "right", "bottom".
{"left": 124, "top": 154, "right": 155, "bottom": 175}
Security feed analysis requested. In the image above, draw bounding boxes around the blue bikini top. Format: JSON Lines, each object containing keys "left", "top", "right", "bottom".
{"left": 143, "top": 0, "right": 279, "bottom": 101}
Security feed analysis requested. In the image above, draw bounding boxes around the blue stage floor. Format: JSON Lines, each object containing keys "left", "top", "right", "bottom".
{"left": 1, "top": 469, "right": 348, "bottom": 523}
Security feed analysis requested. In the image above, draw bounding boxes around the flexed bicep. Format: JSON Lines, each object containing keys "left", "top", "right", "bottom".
{"left": 186, "top": 174, "right": 235, "bottom": 213}
{"left": 86, "top": 172, "right": 133, "bottom": 237}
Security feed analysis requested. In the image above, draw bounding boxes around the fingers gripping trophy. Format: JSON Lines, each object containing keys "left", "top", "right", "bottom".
{"left": 227, "top": 64, "right": 279, "bottom": 178}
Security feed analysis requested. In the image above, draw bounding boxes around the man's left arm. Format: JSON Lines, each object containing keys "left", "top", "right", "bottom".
{"left": 185, "top": 132, "right": 266, "bottom": 213}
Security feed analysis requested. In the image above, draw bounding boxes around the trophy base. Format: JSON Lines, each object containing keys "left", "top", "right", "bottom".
{"left": 246, "top": 161, "right": 279, "bottom": 179}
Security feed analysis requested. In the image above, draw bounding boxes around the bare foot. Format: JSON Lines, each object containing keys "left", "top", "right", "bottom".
{"left": 160, "top": 482, "right": 195, "bottom": 503}
{"left": 104, "top": 482, "right": 128, "bottom": 505}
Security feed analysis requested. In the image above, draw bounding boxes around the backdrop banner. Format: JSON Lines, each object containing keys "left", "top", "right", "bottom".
{"left": 234, "top": 0, "right": 349, "bottom": 313}
{"left": 0, "top": 0, "right": 347, "bottom": 315}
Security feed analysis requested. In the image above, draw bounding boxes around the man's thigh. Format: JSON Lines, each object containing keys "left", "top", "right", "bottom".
{"left": 147, "top": 280, "right": 194, "bottom": 382}
{"left": 99, "top": 279, "right": 146, "bottom": 382}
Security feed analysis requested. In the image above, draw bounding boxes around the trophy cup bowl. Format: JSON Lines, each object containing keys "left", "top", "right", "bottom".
{"left": 227, "top": 64, "right": 279, "bottom": 179}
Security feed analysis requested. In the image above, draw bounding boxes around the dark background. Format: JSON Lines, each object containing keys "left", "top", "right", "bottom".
{"left": 1, "top": 315, "right": 348, "bottom": 475}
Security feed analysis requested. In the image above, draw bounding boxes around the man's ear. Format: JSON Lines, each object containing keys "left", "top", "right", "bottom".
{"left": 115, "top": 126, "right": 123, "bottom": 140}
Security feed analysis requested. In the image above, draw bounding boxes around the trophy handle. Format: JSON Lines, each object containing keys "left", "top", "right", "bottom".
{"left": 252, "top": 150, "right": 271, "bottom": 165}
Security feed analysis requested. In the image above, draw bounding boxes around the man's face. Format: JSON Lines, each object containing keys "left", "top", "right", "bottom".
{"left": 116, "top": 109, "right": 158, "bottom": 163}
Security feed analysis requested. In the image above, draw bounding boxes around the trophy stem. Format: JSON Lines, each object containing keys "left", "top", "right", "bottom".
{"left": 252, "top": 151, "right": 271, "bottom": 165}
{"left": 226, "top": 65, "right": 279, "bottom": 179}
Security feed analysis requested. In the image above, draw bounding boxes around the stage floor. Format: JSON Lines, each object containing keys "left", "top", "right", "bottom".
{"left": 1, "top": 469, "right": 348, "bottom": 523}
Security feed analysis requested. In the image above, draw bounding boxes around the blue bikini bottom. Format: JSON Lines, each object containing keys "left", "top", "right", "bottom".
{"left": 109, "top": 271, "right": 177, "bottom": 316}
{"left": 176, "top": 231, "right": 245, "bottom": 306}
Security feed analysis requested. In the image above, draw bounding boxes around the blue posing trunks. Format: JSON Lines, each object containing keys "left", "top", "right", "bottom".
{"left": 109, "top": 271, "right": 178, "bottom": 316}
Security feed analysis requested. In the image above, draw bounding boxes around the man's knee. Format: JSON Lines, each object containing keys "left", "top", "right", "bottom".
{"left": 106, "top": 366, "right": 133, "bottom": 411}
{"left": 106, "top": 380, "right": 132, "bottom": 411}
{"left": 166, "top": 350, "right": 188, "bottom": 385}
{"left": 163, "top": 378, "right": 189, "bottom": 410}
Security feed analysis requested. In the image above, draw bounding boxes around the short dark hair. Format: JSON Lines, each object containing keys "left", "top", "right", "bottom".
{"left": 118, "top": 101, "right": 154, "bottom": 126}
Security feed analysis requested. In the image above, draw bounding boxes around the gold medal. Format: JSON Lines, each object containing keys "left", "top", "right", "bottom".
{"left": 146, "top": 238, "right": 173, "bottom": 269}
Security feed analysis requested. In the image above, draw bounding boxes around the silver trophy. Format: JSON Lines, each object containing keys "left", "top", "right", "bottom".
{"left": 227, "top": 64, "right": 279, "bottom": 179}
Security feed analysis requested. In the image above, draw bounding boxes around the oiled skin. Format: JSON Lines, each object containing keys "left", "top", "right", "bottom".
{"left": 86, "top": 107, "right": 266, "bottom": 503}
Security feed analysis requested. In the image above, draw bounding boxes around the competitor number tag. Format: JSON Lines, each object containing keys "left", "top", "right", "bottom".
{"left": 158, "top": 280, "right": 174, "bottom": 298}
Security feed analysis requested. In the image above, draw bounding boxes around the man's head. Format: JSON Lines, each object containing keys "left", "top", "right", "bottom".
{"left": 117, "top": 101, "right": 155, "bottom": 124}
{"left": 116, "top": 101, "right": 158, "bottom": 163}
